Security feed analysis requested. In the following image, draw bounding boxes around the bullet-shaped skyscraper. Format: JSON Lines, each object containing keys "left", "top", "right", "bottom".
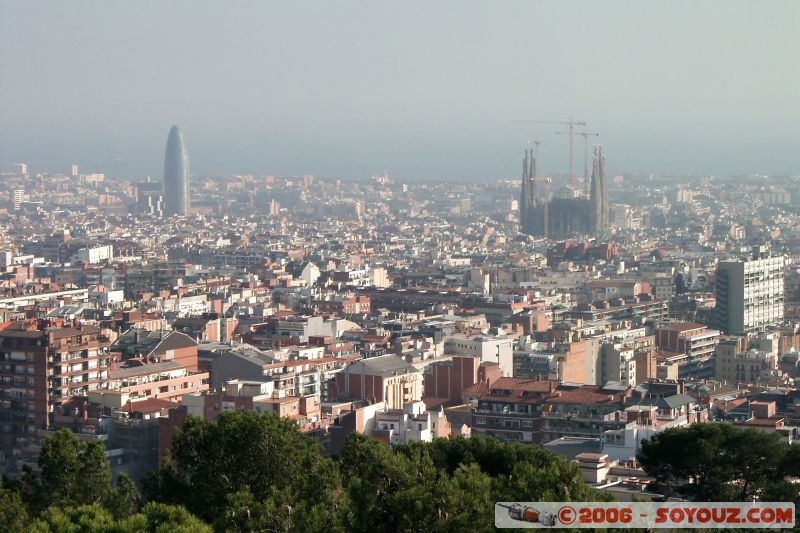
{"left": 163, "top": 125, "right": 190, "bottom": 215}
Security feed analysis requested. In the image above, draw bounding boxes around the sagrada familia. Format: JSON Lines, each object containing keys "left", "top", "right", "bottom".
{"left": 520, "top": 145, "right": 608, "bottom": 239}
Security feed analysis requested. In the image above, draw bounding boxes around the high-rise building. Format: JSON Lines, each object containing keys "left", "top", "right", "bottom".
{"left": 714, "top": 247, "right": 785, "bottom": 335}
{"left": 12, "top": 189, "right": 25, "bottom": 210}
{"left": 0, "top": 322, "right": 110, "bottom": 471}
{"left": 12, "top": 163, "right": 27, "bottom": 175}
{"left": 163, "top": 125, "right": 190, "bottom": 216}
{"left": 520, "top": 145, "right": 607, "bottom": 239}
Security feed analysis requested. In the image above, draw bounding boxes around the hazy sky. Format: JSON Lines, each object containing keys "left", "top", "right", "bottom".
{"left": 1, "top": 1, "right": 798, "bottom": 180}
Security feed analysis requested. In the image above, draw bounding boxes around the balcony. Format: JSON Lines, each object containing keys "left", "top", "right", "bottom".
{"left": 473, "top": 408, "right": 533, "bottom": 417}
{"left": 540, "top": 410, "right": 606, "bottom": 422}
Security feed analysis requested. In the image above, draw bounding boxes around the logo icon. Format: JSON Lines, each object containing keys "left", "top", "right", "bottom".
{"left": 499, "top": 503, "right": 557, "bottom": 527}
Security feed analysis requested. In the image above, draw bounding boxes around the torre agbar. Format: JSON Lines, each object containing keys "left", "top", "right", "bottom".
{"left": 163, "top": 125, "right": 190, "bottom": 216}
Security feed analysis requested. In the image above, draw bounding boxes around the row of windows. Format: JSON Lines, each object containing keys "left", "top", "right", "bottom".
{"left": 474, "top": 417, "right": 533, "bottom": 428}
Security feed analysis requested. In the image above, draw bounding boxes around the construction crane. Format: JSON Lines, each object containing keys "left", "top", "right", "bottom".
{"left": 578, "top": 131, "right": 600, "bottom": 179}
{"left": 514, "top": 117, "right": 586, "bottom": 185}
{"left": 555, "top": 129, "right": 600, "bottom": 184}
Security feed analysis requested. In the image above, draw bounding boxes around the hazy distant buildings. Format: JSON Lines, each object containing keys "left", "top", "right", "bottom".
{"left": 714, "top": 248, "right": 785, "bottom": 335}
{"left": 163, "top": 125, "right": 190, "bottom": 216}
{"left": 12, "top": 189, "right": 24, "bottom": 210}
{"left": 520, "top": 145, "right": 608, "bottom": 239}
{"left": 134, "top": 179, "right": 164, "bottom": 217}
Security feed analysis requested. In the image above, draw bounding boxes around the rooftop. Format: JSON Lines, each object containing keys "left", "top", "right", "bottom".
{"left": 342, "top": 354, "right": 419, "bottom": 377}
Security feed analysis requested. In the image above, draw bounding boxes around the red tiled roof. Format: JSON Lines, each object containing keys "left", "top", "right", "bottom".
{"left": 544, "top": 386, "right": 628, "bottom": 405}
{"left": 734, "top": 417, "right": 784, "bottom": 427}
{"left": 488, "top": 377, "right": 558, "bottom": 394}
{"left": 120, "top": 397, "right": 175, "bottom": 414}
{"left": 422, "top": 397, "right": 455, "bottom": 410}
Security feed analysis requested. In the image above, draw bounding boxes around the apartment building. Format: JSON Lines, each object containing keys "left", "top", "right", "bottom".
{"left": 654, "top": 322, "right": 720, "bottom": 380}
{"left": 716, "top": 349, "right": 778, "bottom": 385}
{"left": 0, "top": 321, "right": 110, "bottom": 470}
{"left": 601, "top": 395, "right": 706, "bottom": 462}
{"left": 423, "top": 354, "right": 501, "bottom": 403}
{"left": 714, "top": 251, "right": 785, "bottom": 335}
{"left": 332, "top": 354, "right": 422, "bottom": 410}
{"left": 373, "top": 401, "right": 451, "bottom": 445}
{"left": 443, "top": 334, "right": 514, "bottom": 377}
{"left": 471, "top": 378, "right": 560, "bottom": 443}
{"left": 538, "top": 384, "right": 631, "bottom": 444}
{"left": 106, "top": 360, "right": 209, "bottom": 402}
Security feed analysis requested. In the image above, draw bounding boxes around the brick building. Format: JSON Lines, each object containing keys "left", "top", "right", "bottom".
{"left": 331, "top": 354, "right": 422, "bottom": 410}
{"left": 0, "top": 321, "right": 110, "bottom": 472}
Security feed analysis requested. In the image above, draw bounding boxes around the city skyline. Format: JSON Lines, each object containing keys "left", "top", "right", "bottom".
{"left": 2, "top": 2, "right": 800, "bottom": 527}
{"left": 1, "top": 1, "right": 798, "bottom": 180}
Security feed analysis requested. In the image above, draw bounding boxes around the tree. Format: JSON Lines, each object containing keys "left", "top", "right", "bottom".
{"left": 432, "top": 463, "right": 495, "bottom": 532}
{"left": 339, "top": 433, "right": 425, "bottom": 532}
{"left": 639, "top": 423, "right": 794, "bottom": 501}
{"left": 33, "top": 430, "right": 111, "bottom": 510}
{"left": 216, "top": 487, "right": 295, "bottom": 533}
{"left": 26, "top": 502, "right": 210, "bottom": 533}
{"left": 338, "top": 434, "right": 599, "bottom": 533}
{"left": 401, "top": 435, "right": 600, "bottom": 502}
{"left": 106, "top": 473, "right": 140, "bottom": 520}
{"left": 0, "top": 479, "right": 28, "bottom": 532}
{"left": 122, "top": 502, "right": 212, "bottom": 533}
{"left": 142, "top": 411, "right": 605, "bottom": 531}
{"left": 145, "top": 410, "right": 342, "bottom": 525}
{"left": 26, "top": 504, "right": 116, "bottom": 533}
{"left": 215, "top": 466, "right": 351, "bottom": 533}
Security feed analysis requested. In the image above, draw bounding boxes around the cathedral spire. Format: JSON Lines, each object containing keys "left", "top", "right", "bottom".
{"left": 520, "top": 151, "right": 530, "bottom": 232}
{"left": 590, "top": 145, "right": 608, "bottom": 234}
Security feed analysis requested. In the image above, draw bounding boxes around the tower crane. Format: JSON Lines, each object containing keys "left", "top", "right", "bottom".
{"left": 554, "top": 129, "right": 600, "bottom": 183}
{"left": 514, "top": 117, "right": 586, "bottom": 186}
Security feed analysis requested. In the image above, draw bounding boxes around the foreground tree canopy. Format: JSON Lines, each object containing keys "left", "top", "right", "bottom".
{"left": 638, "top": 423, "right": 800, "bottom": 502}
{"left": 145, "top": 410, "right": 608, "bottom": 532}
{"left": 8, "top": 414, "right": 800, "bottom": 531}
{"left": 2, "top": 410, "right": 607, "bottom": 532}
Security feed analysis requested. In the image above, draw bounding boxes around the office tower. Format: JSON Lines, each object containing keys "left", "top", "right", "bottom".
{"left": 163, "top": 125, "right": 190, "bottom": 215}
{"left": 12, "top": 163, "right": 27, "bottom": 175}
{"left": 70, "top": 164, "right": 79, "bottom": 177}
{"left": 714, "top": 247, "right": 785, "bottom": 335}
